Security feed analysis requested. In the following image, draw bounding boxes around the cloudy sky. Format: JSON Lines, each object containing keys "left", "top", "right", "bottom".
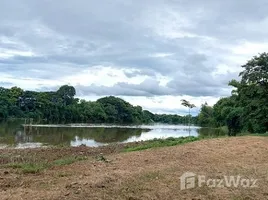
{"left": 1, "top": 0, "right": 268, "bottom": 115}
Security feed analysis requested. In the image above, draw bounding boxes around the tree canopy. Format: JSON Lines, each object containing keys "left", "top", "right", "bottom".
{"left": 0, "top": 86, "right": 194, "bottom": 125}
{"left": 198, "top": 53, "right": 268, "bottom": 135}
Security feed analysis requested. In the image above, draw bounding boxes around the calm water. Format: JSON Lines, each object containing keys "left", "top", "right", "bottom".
{"left": 0, "top": 120, "right": 226, "bottom": 148}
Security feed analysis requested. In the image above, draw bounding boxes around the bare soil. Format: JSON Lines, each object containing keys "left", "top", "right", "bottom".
{"left": 1, "top": 136, "right": 268, "bottom": 200}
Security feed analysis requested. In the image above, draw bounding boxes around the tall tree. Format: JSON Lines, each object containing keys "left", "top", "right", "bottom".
{"left": 181, "top": 99, "right": 196, "bottom": 127}
{"left": 197, "top": 53, "right": 268, "bottom": 134}
{"left": 233, "top": 53, "right": 268, "bottom": 133}
{"left": 198, "top": 102, "right": 215, "bottom": 127}
{"left": 57, "top": 85, "right": 76, "bottom": 106}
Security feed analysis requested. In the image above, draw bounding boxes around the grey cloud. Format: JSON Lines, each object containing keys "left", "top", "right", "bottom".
{"left": 0, "top": 62, "right": 81, "bottom": 80}
{"left": 0, "top": 0, "right": 266, "bottom": 99}
{"left": 76, "top": 78, "right": 174, "bottom": 97}
{"left": 167, "top": 70, "right": 239, "bottom": 97}
{"left": 76, "top": 70, "right": 236, "bottom": 97}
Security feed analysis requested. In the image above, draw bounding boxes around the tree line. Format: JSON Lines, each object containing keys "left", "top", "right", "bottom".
{"left": 0, "top": 85, "right": 197, "bottom": 124}
{"left": 198, "top": 53, "right": 268, "bottom": 135}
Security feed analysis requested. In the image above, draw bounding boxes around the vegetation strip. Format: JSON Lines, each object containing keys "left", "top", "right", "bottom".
{"left": 0, "top": 86, "right": 196, "bottom": 124}
{"left": 1, "top": 156, "right": 88, "bottom": 174}
{"left": 123, "top": 136, "right": 200, "bottom": 152}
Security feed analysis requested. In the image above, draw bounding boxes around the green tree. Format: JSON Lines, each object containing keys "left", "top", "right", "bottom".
{"left": 230, "top": 53, "right": 268, "bottom": 133}
{"left": 198, "top": 103, "right": 215, "bottom": 127}
{"left": 57, "top": 85, "right": 76, "bottom": 106}
{"left": 181, "top": 99, "right": 196, "bottom": 126}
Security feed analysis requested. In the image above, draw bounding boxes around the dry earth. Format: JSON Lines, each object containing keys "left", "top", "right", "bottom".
{"left": 1, "top": 136, "right": 268, "bottom": 200}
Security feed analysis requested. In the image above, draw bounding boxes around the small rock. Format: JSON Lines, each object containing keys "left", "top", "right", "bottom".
{"left": 96, "top": 184, "right": 106, "bottom": 188}
{"left": 3, "top": 171, "right": 9, "bottom": 175}
{"left": 64, "top": 192, "right": 70, "bottom": 196}
{"left": 74, "top": 189, "right": 81, "bottom": 194}
{"left": 71, "top": 182, "right": 78, "bottom": 185}
{"left": 66, "top": 182, "right": 78, "bottom": 189}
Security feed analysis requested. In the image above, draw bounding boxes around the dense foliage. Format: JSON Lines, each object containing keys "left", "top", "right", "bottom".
{"left": 0, "top": 85, "right": 195, "bottom": 124}
{"left": 198, "top": 53, "right": 268, "bottom": 135}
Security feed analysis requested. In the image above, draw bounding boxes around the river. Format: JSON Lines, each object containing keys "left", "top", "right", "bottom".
{"left": 0, "top": 120, "right": 226, "bottom": 148}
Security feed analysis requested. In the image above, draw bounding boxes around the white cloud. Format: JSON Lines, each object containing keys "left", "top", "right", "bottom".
{"left": 149, "top": 53, "right": 174, "bottom": 58}
{"left": 231, "top": 41, "right": 268, "bottom": 56}
{"left": 0, "top": 49, "right": 34, "bottom": 58}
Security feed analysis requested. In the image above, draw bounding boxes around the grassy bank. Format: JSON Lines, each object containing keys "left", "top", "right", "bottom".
{"left": 2, "top": 132, "right": 268, "bottom": 175}
{"left": 123, "top": 128, "right": 268, "bottom": 152}
{"left": 2, "top": 136, "right": 268, "bottom": 200}
{"left": 0, "top": 155, "right": 88, "bottom": 174}
{"left": 0, "top": 136, "right": 203, "bottom": 174}
{"left": 123, "top": 136, "right": 200, "bottom": 152}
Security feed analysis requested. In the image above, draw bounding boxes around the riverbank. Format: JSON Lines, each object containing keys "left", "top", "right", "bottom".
{"left": 0, "top": 137, "right": 200, "bottom": 173}
{"left": 1, "top": 136, "right": 268, "bottom": 199}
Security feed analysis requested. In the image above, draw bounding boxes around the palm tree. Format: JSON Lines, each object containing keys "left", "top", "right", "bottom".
{"left": 181, "top": 99, "right": 196, "bottom": 129}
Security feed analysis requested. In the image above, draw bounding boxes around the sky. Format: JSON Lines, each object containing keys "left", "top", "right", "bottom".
{"left": 1, "top": 0, "right": 268, "bottom": 115}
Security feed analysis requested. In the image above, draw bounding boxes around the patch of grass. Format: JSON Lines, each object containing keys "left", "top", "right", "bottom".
{"left": 124, "top": 136, "right": 200, "bottom": 152}
{"left": 5, "top": 163, "right": 24, "bottom": 169}
{"left": 21, "top": 163, "right": 48, "bottom": 174}
{"left": 2, "top": 155, "right": 87, "bottom": 174}
{"left": 53, "top": 156, "right": 87, "bottom": 166}
{"left": 5, "top": 162, "right": 48, "bottom": 174}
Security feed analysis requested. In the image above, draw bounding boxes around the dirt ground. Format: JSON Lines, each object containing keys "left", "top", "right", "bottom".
{"left": 1, "top": 136, "right": 268, "bottom": 200}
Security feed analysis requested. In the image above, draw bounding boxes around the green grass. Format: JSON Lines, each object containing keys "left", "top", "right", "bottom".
{"left": 124, "top": 131, "right": 268, "bottom": 153}
{"left": 53, "top": 156, "right": 87, "bottom": 166}
{"left": 2, "top": 156, "right": 88, "bottom": 174}
{"left": 124, "top": 136, "right": 200, "bottom": 152}
{"left": 6, "top": 162, "right": 48, "bottom": 174}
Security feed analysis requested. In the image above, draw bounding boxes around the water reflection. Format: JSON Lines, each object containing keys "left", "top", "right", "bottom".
{"left": 15, "top": 130, "right": 33, "bottom": 143}
{"left": 124, "top": 128, "right": 198, "bottom": 143}
{"left": 198, "top": 127, "right": 227, "bottom": 138}
{"left": 0, "top": 120, "right": 226, "bottom": 148}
